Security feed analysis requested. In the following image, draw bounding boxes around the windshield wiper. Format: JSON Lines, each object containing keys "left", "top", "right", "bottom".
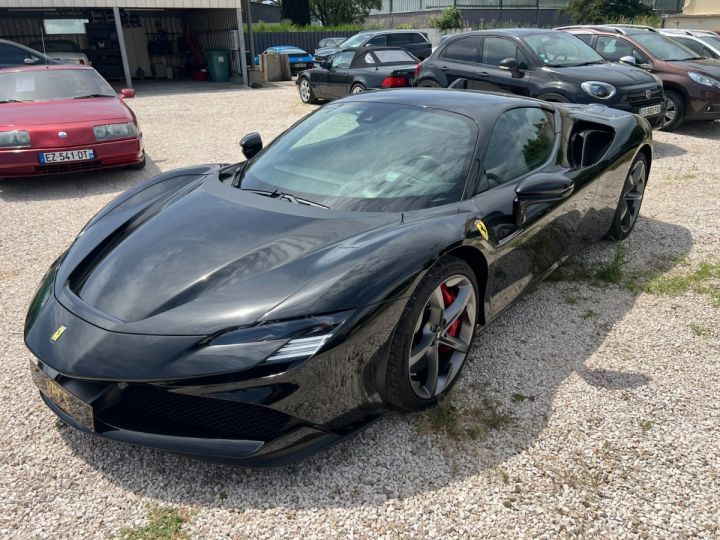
{"left": 243, "top": 188, "right": 329, "bottom": 209}
{"left": 72, "top": 94, "right": 115, "bottom": 99}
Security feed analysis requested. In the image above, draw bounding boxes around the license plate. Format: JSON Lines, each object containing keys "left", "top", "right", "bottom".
{"left": 39, "top": 149, "right": 95, "bottom": 164}
{"left": 639, "top": 104, "right": 662, "bottom": 117}
{"left": 30, "top": 362, "right": 94, "bottom": 431}
{"left": 295, "top": 63, "right": 308, "bottom": 68}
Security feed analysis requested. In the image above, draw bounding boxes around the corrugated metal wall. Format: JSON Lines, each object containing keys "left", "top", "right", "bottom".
{"left": 0, "top": 0, "right": 240, "bottom": 8}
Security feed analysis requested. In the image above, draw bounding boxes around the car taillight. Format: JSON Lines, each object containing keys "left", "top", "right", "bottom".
{"left": 79, "top": 58, "right": 86, "bottom": 65}
{"left": 381, "top": 76, "right": 408, "bottom": 88}
{"left": 414, "top": 62, "right": 421, "bottom": 79}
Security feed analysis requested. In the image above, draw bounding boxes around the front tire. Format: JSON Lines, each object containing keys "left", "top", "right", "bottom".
{"left": 607, "top": 153, "right": 648, "bottom": 240}
{"left": 660, "top": 90, "right": 685, "bottom": 131}
{"left": 385, "top": 256, "right": 478, "bottom": 411}
{"left": 298, "top": 77, "right": 317, "bottom": 104}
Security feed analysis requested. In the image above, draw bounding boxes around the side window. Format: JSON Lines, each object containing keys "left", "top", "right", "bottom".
{"left": 482, "top": 37, "right": 530, "bottom": 70}
{"left": 484, "top": 108, "right": 555, "bottom": 187}
{"left": 674, "top": 37, "right": 704, "bottom": 55}
{"left": 351, "top": 52, "right": 376, "bottom": 68}
{"left": 407, "top": 33, "right": 427, "bottom": 44}
{"left": 574, "top": 33, "right": 593, "bottom": 45}
{"left": 388, "top": 33, "right": 409, "bottom": 45}
{"left": 331, "top": 51, "right": 354, "bottom": 69}
{"left": 596, "top": 36, "right": 646, "bottom": 64}
{"left": 703, "top": 46, "right": 719, "bottom": 59}
{"left": 441, "top": 37, "right": 480, "bottom": 63}
{"left": 0, "top": 44, "right": 37, "bottom": 64}
{"left": 367, "top": 35, "right": 387, "bottom": 46}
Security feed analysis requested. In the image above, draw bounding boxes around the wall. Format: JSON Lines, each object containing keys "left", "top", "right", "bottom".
{"left": 681, "top": 0, "right": 720, "bottom": 15}
{"left": 368, "top": 8, "right": 570, "bottom": 27}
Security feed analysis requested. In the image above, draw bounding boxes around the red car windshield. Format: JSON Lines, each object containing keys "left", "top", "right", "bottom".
{"left": 0, "top": 69, "right": 115, "bottom": 103}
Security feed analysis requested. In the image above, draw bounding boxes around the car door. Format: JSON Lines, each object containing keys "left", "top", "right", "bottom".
{"left": 471, "top": 107, "right": 586, "bottom": 317}
{"left": 436, "top": 36, "right": 483, "bottom": 88}
{"left": 595, "top": 35, "right": 651, "bottom": 67}
{"left": 475, "top": 36, "right": 532, "bottom": 96}
{"left": 325, "top": 51, "right": 355, "bottom": 98}
{"left": 0, "top": 43, "right": 44, "bottom": 68}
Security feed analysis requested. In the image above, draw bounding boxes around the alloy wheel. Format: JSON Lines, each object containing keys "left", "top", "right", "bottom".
{"left": 299, "top": 79, "right": 310, "bottom": 102}
{"left": 662, "top": 97, "right": 676, "bottom": 128}
{"left": 351, "top": 85, "right": 364, "bottom": 94}
{"left": 620, "top": 159, "right": 647, "bottom": 235}
{"left": 408, "top": 275, "right": 476, "bottom": 399}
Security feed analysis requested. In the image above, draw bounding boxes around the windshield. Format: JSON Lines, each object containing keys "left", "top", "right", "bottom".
{"left": 374, "top": 49, "right": 416, "bottom": 63}
{"left": 633, "top": 33, "right": 700, "bottom": 60}
{"left": 340, "top": 34, "right": 370, "bottom": 48}
{"left": 236, "top": 102, "right": 478, "bottom": 212}
{"left": 699, "top": 35, "right": 720, "bottom": 51}
{"left": 523, "top": 32, "right": 604, "bottom": 66}
{"left": 0, "top": 68, "right": 115, "bottom": 103}
{"left": 29, "top": 40, "right": 80, "bottom": 53}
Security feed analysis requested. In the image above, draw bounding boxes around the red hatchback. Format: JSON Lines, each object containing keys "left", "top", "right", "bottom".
{"left": 0, "top": 65, "right": 144, "bottom": 178}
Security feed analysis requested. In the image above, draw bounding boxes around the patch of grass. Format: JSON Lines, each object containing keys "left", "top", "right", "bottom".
{"left": 217, "top": 490, "right": 228, "bottom": 502}
{"left": 642, "top": 262, "right": 720, "bottom": 305}
{"left": 640, "top": 420, "right": 654, "bottom": 432}
{"left": 502, "top": 500, "right": 514, "bottom": 509}
{"left": 564, "top": 294, "right": 580, "bottom": 305}
{"left": 421, "top": 397, "right": 461, "bottom": 439}
{"left": 54, "top": 418, "right": 67, "bottom": 430}
{"left": 511, "top": 393, "right": 535, "bottom": 403}
{"left": 117, "top": 505, "right": 189, "bottom": 540}
{"left": 581, "top": 309, "right": 599, "bottom": 320}
{"left": 690, "top": 323, "right": 711, "bottom": 337}
{"left": 494, "top": 466, "right": 510, "bottom": 484}
{"left": 596, "top": 242, "right": 626, "bottom": 285}
{"left": 420, "top": 396, "right": 514, "bottom": 441}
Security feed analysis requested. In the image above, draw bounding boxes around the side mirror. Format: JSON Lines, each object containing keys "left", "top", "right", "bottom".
{"left": 24, "top": 56, "right": 40, "bottom": 64}
{"left": 619, "top": 55, "right": 636, "bottom": 66}
{"left": 499, "top": 57, "right": 522, "bottom": 78}
{"left": 240, "top": 132, "right": 263, "bottom": 160}
{"left": 120, "top": 88, "right": 136, "bottom": 99}
{"left": 514, "top": 173, "right": 574, "bottom": 227}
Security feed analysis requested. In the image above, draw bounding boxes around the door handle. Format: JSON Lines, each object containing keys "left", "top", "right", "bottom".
{"left": 476, "top": 71, "right": 489, "bottom": 78}
{"left": 440, "top": 65, "right": 449, "bottom": 71}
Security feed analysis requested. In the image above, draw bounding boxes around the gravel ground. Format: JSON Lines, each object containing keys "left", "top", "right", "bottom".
{"left": 1, "top": 81, "right": 718, "bottom": 539}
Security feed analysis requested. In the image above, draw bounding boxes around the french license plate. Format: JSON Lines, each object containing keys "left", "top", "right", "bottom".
{"left": 39, "top": 149, "right": 95, "bottom": 164}
{"left": 639, "top": 104, "right": 662, "bottom": 117}
{"left": 30, "top": 362, "right": 94, "bottom": 431}
{"left": 295, "top": 63, "right": 308, "bottom": 68}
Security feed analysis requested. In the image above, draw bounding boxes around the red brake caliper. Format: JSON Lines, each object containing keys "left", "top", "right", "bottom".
{"left": 440, "top": 284, "right": 461, "bottom": 352}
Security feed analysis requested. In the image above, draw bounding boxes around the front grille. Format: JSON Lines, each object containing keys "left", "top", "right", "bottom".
{"left": 289, "top": 53, "right": 307, "bottom": 59}
{"left": 627, "top": 88, "right": 664, "bottom": 107}
{"left": 98, "top": 384, "right": 299, "bottom": 441}
{"left": 35, "top": 160, "right": 104, "bottom": 174}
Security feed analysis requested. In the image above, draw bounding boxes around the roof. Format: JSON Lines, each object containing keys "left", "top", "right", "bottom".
{"left": 355, "top": 29, "right": 426, "bottom": 35}
{"left": 557, "top": 25, "right": 657, "bottom": 35}
{"left": 338, "top": 88, "right": 547, "bottom": 122}
{"left": 0, "top": 64, "right": 94, "bottom": 74}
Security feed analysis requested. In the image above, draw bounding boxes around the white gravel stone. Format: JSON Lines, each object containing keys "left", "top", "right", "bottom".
{"left": 1, "top": 81, "right": 718, "bottom": 539}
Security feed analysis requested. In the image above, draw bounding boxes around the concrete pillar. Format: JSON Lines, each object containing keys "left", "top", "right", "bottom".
{"left": 113, "top": 7, "right": 133, "bottom": 89}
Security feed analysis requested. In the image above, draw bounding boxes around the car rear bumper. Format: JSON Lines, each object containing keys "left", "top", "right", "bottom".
{"left": 0, "top": 137, "right": 144, "bottom": 178}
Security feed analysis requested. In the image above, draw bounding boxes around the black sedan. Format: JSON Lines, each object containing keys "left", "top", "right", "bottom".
{"left": 297, "top": 47, "right": 417, "bottom": 103}
{"left": 25, "top": 89, "right": 652, "bottom": 466}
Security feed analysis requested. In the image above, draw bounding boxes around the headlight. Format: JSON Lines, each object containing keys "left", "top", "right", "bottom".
{"left": 93, "top": 122, "right": 138, "bottom": 141}
{"left": 688, "top": 71, "right": 720, "bottom": 89}
{"left": 25, "top": 252, "right": 65, "bottom": 332}
{"left": 0, "top": 130, "right": 31, "bottom": 148}
{"left": 211, "top": 310, "right": 354, "bottom": 364}
{"left": 581, "top": 81, "right": 617, "bottom": 100}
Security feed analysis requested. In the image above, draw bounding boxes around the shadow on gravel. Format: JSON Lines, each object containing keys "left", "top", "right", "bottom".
{"left": 57, "top": 215, "right": 692, "bottom": 511}
{"left": 673, "top": 119, "right": 720, "bottom": 140}
{"left": 652, "top": 141, "right": 687, "bottom": 160}
{"left": 0, "top": 155, "right": 162, "bottom": 203}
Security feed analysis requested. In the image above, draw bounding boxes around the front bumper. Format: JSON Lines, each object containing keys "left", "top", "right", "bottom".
{"left": 686, "top": 87, "right": 720, "bottom": 120}
{"left": 0, "top": 137, "right": 144, "bottom": 178}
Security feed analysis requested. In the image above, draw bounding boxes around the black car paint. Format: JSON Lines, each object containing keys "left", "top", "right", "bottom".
{"left": 25, "top": 90, "right": 652, "bottom": 466}
{"left": 314, "top": 30, "right": 431, "bottom": 63}
{"left": 298, "top": 47, "right": 417, "bottom": 100}
{"left": 415, "top": 29, "right": 665, "bottom": 124}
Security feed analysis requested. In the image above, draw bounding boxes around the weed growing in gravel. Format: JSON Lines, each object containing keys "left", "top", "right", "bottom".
{"left": 596, "top": 243, "right": 626, "bottom": 284}
{"left": 420, "top": 395, "right": 514, "bottom": 441}
{"left": 690, "top": 323, "right": 711, "bottom": 337}
{"left": 640, "top": 420, "right": 654, "bottom": 432}
{"left": 564, "top": 294, "right": 580, "bottom": 305}
{"left": 581, "top": 309, "right": 599, "bottom": 320}
{"left": 117, "top": 505, "right": 189, "bottom": 540}
{"left": 54, "top": 419, "right": 66, "bottom": 430}
{"left": 511, "top": 393, "right": 535, "bottom": 403}
{"left": 641, "top": 262, "right": 720, "bottom": 305}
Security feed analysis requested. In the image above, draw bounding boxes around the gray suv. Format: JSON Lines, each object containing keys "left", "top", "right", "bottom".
{"left": 314, "top": 30, "right": 431, "bottom": 64}
{"left": 414, "top": 29, "right": 666, "bottom": 127}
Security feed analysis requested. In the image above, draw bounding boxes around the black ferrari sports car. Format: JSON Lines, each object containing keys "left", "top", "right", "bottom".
{"left": 297, "top": 46, "right": 417, "bottom": 103}
{"left": 25, "top": 89, "right": 652, "bottom": 466}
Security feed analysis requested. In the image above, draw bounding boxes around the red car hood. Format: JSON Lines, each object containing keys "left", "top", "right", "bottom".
{"left": 1, "top": 97, "right": 132, "bottom": 128}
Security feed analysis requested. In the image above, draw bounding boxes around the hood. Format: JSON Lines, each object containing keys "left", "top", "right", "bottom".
{"left": 671, "top": 57, "right": 720, "bottom": 78}
{"left": 1, "top": 97, "right": 131, "bottom": 128}
{"left": 542, "top": 62, "right": 656, "bottom": 85}
{"left": 314, "top": 47, "right": 341, "bottom": 58}
{"left": 270, "top": 46, "right": 307, "bottom": 54}
{"left": 55, "top": 174, "right": 399, "bottom": 336}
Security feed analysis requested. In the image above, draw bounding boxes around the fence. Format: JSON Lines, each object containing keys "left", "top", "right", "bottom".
{"left": 371, "top": 0, "right": 684, "bottom": 14}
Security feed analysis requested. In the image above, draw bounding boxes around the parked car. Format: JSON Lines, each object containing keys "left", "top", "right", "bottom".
{"left": 0, "top": 39, "right": 56, "bottom": 69}
{"left": 414, "top": 29, "right": 666, "bottom": 128}
{"left": 24, "top": 88, "right": 653, "bottom": 466}
{"left": 255, "top": 45, "right": 314, "bottom": 74}
{"left": 657, "top": 29, "right": 720, "bottom": 60}
{"left": 558, "top": 25, "right": 720, "bottom": 130}
{"left": 28, "top": 39, "right": 91, "bottom": 65}
{"left": 297, "top": 47, "right": 417, "bottom": 103}
{"left": 0, "top": 65, "right": 144, "bottom": 178}
{"left": 315, "top": 37, "right": 346, "bottom": 52}
{"left": 314, "top": 30, "right": 431, "bottom": 64}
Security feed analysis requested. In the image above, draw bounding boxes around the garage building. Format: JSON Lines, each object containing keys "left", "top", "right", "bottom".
{"left": 0, "top": 0, "right": 279, "bottom": 86}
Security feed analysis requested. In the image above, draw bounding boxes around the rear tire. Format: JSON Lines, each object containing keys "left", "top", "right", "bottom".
{"left": 606, "top": 153, "right": 648, "bottom": 240}
{"left": 385, "top": 256, "right": 478, "bottom": 412}
{"left": 660, "top": 90, "right": 685, "bottom": 131}
{"left": 536, "top": 92, "right": 570, "bottom": 103}
{"left": 417, "top": 79, "right": 442, "bottom": 88}
{"left": 350, "top": 83, "right": 365, "bottom": 94}
{"left": 298, "top": 77, "right": 317, "bottom": 104}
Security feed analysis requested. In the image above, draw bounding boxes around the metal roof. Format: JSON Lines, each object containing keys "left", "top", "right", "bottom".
{"left": 0, "top": 0, "right": 241, "bottom": 8}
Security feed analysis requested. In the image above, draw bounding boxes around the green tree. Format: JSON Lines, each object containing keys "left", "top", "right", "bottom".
{"left": 564, "top": 0, "right": 654, "bottom": 24}
{"left": 280, "top": 0, "right": 311, "bottom": 26}
{"left": 430, "top": 6, "right": 463, "bottom": 31}
{"left": 310, "top": 0, "right": 382, "bottom": 26}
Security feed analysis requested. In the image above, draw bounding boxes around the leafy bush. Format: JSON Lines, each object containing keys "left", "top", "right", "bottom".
{"left": 430, "top": 6, "right": 463, "bottom": 31}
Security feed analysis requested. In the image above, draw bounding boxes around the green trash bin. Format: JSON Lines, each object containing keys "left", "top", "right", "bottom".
{"left": 205, "top": 49, "right": 230, "bottom": 82}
